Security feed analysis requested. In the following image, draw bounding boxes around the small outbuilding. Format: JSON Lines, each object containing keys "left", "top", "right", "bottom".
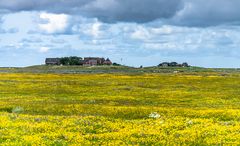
{"left": 182, "top": 62, "right": 189, "bottom": 67}
{"left": 159, "top": 62, "right": 169, "bottom": 67}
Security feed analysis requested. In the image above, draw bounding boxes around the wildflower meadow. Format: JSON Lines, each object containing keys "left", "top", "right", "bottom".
{"left": 0, "top": 72, "right": 240, "bottom": 145}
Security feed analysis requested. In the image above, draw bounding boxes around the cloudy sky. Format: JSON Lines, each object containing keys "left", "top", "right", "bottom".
{"left": 1, "top": 0, "right": 240, "bottom": 67}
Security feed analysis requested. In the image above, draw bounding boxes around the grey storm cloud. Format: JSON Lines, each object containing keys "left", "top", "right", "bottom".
{"left": 173, "top": 0, "right": 240, "bottom": 26}
{"left": 0, "top": 0, "right": 183, "bottom": 23}
{"left": 1, "top": 0, "right": 240, "bottom": 26}
{"left": 82, "top": 0, "right": 184, "bottom": 23}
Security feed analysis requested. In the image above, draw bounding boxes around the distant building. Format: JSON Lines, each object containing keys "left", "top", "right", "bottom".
{"left": 182, "top": 62, "right": 189, "bottom": 67}
{"left": 159, "top": 62, "right": 169, "bottom": 67}
{"left": 158, "top": 62, "right": 190, "bottom": 67}
{"left": 103, "top": 58, "right": 112, "bottom": 65}
{"left": 45, "top": 57, "right": 113, "bottom": 66}
{"left": 85, "top": 59, "right": 98, "bottom": 66}
{"left": 45, "top": 58, "right": 60, "bottom": 65}
{"left": 169, "top": 62, "right": 178, "bottom": 67}
{"left": 83, "top": 57, "right": 105, "bottom": 66}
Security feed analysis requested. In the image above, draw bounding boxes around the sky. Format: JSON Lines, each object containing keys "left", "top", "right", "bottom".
{"left": 1, "top": 0, "right": 240, "bottom": 67}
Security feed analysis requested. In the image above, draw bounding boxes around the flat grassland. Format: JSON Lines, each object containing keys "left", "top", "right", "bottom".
{"left": 1, "top": 67, "right": 240, "bottom": 145}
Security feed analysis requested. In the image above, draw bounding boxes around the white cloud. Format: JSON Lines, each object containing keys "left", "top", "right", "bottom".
{"left": 39, "top": 47, "right": 49, "bottom": 53}
{"left": 38, "top": 12, "right": 69, "bottom": 34}
{"left": 131, "top": 26, "right": 151, "bottom": 41}
{"left": 144, "top": 43, "right": 177, "bottom": 50}
{"left": 151, "top": 25, "right": 173, "bottom": 35}
{"left": 130, "top": 25, "right": 179, "bottom": 41}
{"left": 0, "top": 15, "right": 19, "bottom": 34}
{"left": 91, "top": 21, "right": 102, "bottom": 38}
{"left": 82, "top": 20, "right": 102, "bottom": 38}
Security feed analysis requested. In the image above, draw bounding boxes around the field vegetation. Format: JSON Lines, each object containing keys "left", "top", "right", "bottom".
{"left": 1, "top": 67, "right": 240, "bottom": 145}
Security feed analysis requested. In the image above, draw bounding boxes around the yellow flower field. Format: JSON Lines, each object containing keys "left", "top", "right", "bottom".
{"left": 1, "top": 72, "right": 240, "bottom": 145}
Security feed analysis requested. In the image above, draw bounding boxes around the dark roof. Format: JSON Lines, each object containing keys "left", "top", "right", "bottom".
{"left": 84, "top": 57, "right": 104, "bottom": 60}
{"left": 45, "top": 58, "right": 60, "bottom": 62}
